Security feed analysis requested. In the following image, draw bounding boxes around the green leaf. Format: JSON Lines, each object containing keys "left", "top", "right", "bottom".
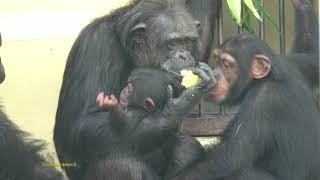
{"left": 253, "top": 0, "right": 280, "bottom": 31}
{"left": 242, "top": 6, "right": 255, "bottom": 33}
{"left": 243, "top": 0, "right": 261, "bottom": 21}
{"left": 227, "top": 0, "right": 242, "bottom": 25}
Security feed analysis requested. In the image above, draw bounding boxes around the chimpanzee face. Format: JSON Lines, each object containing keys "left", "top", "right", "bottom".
{"left": 209, "top": 49, "right": 240, "bottom": 103}
{"left": 126, "top": 0, "right": 199, "bottom": 67}
{"left": 209, "top": 48, "right": 271, "bottom": 104}
{"left": 119, "top": 82, "right": 156, "bottom": 112}
{"left": 119, "top": 82, "right": 133, "bottom": 107}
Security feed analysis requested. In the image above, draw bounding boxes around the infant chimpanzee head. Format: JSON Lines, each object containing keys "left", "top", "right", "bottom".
{"left": 119, "top": 68, "right": 170, "bottom": 112}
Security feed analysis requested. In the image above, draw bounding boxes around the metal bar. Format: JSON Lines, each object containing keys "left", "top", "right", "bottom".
{"left": 218, "top": 0, "right": 224, "bottom": 45}
{"left": 238, "top": 26, "right": 243, "bottom": 33}
{"left": 182, "top": 113, "right": 234, "bottom": 136}
{"left": 279, "top": 0, "right": 286, "bottom": 55}
{"left": 238, "top": 2, "right": 244, "bottom": 34}
{"left": 259, "top": 0, "right": 265, "bottom": 40}
{"left": 198, "top": 99, "right": 203, "bottom": 116}
{"left": 217, "top": 0, "right": 225, "bottom": 114}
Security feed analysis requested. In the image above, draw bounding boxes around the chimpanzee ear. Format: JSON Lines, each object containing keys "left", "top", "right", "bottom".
{"left": 251, "top": 54, "right": 271, "bottom": 79}
{"left": 130, "top": 23, "right": 147, "bottom": 33}
{"left": 144, "top": 97, "right": 155, "bottom": 112}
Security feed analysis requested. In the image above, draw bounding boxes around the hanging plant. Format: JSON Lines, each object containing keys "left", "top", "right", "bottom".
{"left": 226, "top": 0, "right": 279, "bottom": 33}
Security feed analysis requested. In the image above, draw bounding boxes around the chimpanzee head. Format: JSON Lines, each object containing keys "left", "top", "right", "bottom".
{"left": 117, "top": 0, "right": 199, "bottom": 67}
{"left": 161, "top": 48, "right": 197, "bottom": 96}
{"left": 209, "top": 33, "right": 284, "bottom": 105}
{"left": 119, "top": 68, "right": 169, "bottom": 112}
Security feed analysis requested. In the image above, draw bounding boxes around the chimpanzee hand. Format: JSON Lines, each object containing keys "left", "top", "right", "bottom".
{"left": 292, "top": 0, "right": 312, "bottom": 11}
{"left": 192, "top": 62, "right": 217, "bottom": 93}
{"left": 96, "top": 92, "right": 118, "bottom": 110}
{"left": 162, "top": 63, "right": 216, "bottom": 120}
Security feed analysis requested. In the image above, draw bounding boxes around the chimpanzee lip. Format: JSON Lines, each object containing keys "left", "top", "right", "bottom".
{"left": 209, "top": 89, "right": 221, "bottom": 96}
{"left": 120, "top": 99, "right": 128, "bottom": 106}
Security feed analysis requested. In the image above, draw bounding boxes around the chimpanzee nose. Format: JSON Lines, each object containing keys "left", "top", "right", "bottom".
{"left": 212, "top": 68, "right": 221, "bottom": 79}
{"left": 176, "top": 49, "right": 188, "bottom": 61}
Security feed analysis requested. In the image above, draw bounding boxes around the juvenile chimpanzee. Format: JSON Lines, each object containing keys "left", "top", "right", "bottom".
{"left": 0, "top": 33, "right": 64, "bottom": 180}
{"left": 73, "top": 67, "right": 215, "bottom": 180}
{"left": 89, "top": 68, "right": 196, "bottom": 180}
{"left": 170, "top": 34, "right": 320, "bottom": 180}
{"left": 54, "top": 0, "right": 203, "bottom": 178}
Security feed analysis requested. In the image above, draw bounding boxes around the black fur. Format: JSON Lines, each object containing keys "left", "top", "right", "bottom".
{"left": 286, "top": 0, "right": 319, "bottom": 90}
{"left": 69, "top": 68, "right": 207, "bottom": 180}
{"left": 54, "top": 1, "right": 204, "bottom": 178}
{"left": 171, "top": 33, "right": 320, "bottom": 180}
{"left": 186, "top": 0, "right": 218, "bottom": 63}
{"left": 0, "top": 105, "right": 64, "bottom": 180}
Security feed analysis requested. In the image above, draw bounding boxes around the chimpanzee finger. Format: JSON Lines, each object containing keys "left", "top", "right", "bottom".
{"left": 96, "top": 92, "right": 104, "bottom": 102}
{"left": 96, "top": 92, "right": 105, "bottom": 108}
{"left": 198, "top": 62, "right": 215, "bottom": 80}
{"left": 193, "top": 68, "right": 210, "bottom": 82}
{"left": 110, "top": 94, "right": 118, "bottom": 105}
{"left": 166, "top": 85, "right": 174, "bottom": 103}
{"left": 292, "top": 0, "right": 311, "bottom": 11}
{"left": 103, "top": 95, "right": 111, "bottom": 106}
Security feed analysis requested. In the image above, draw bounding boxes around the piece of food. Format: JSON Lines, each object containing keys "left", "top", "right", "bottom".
{"left": 180, "top": 70, "right": 201, "bottom": 88}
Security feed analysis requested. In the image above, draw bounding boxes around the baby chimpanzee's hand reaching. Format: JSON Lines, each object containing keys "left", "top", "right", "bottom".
{"left": 96, "top": 92, "right": 118, "bottom": 110}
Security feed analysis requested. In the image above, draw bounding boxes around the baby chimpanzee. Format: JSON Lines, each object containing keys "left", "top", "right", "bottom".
{"left": 89, "top": 67, "right": 215, "bottom": 180}
{"left": 96, "top": 68, "right": 171, "bottom": 121}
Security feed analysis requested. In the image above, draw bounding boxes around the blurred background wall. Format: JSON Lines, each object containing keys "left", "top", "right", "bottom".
{"left": 0, "top": 0, "right": 130, "bottom": 156}
{"left": 0, "top": 0, "right": 318, "bottom": 158}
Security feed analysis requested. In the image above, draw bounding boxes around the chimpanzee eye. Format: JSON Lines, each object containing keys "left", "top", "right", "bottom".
{"left": 222, "top": 60, "right": 230, "bottom": 68}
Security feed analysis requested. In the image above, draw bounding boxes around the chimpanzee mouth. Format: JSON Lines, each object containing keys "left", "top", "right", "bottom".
{"left": 120, "top": 99, "right": 128, "bottom": 106}
{"left": 161, "top": 48, "right": 197, "bottom": 77}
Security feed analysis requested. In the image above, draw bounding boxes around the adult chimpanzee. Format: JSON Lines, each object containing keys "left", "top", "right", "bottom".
{"left": 186, "top": 0, "right": 219, "bottom": 63}
{"left": 0, "top": 33, "right": 64, "bottom": 180}
{"left": 53, "top": 1, "right": 213, "bottom": 179}
{"left": 169, "top": 33, "right": 320, "bottom": 180}
{"left": 83, "top": 67, "right": 214, "bottom": 180}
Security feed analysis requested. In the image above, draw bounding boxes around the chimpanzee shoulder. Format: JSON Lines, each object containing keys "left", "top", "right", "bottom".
{"left": 0, "top": 105, "right": 64, "bottom": 180}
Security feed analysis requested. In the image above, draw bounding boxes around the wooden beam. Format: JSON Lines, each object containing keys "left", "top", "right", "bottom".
{"left": 181, "top": 113, "right": 234, "bottom": 136}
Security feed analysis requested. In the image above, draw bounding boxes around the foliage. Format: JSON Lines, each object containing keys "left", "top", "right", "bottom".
{"left": 226, "top": 0, "right": 279, "bottom": 33}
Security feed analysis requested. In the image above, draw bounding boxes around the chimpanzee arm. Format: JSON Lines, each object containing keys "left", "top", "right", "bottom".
{"left": 109, "top": 105, "right": 132, "bottom": 130}
{"left": 170, "top": 107, "right": 272, "bottom": 180}
{"left": 88, "top": 102, "right": 131, "bottom": 130}
{"left": 164, "top": 135, "right": 205, "bottom": 178}
{"left": 291, "top": 0, "right": 319, "bottom": 54}
{"left": 162, "top": 63, "right": 217, "bottom": 129}
{"left": 126, "top": 114, "right": 178, "bottom": 154}
{"left": 78, "top": 108, "right": 177, "bottom": 155}
{"left": 186, "top": 0, "right": 218, "bottom": 62}
{"left": 284, "top": 53, "right": 319, "bottom": 89}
